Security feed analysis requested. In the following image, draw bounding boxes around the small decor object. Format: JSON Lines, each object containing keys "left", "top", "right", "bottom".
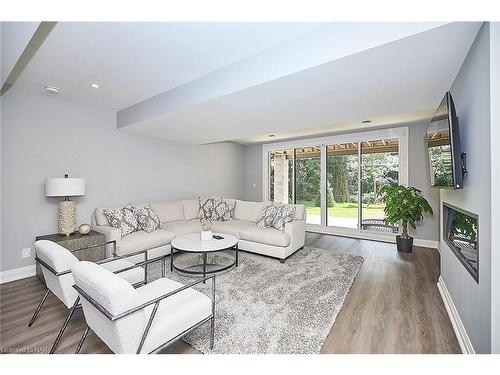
{"left": 45, "top": 174, "right": 85, "bottom": 236}
{"left": 200, "top": 216, "right": 213, "bottom": 241}
{"left": 78, "top": 223, "right": 91, "bottom": 235}
{"left": 200, "top": 217, "right": 212, "bottom": 231}
{"left": 103, "top": 205, "right": 139, "bottom": 237}
{"left": 201, "top": 230, "right": 213, "bottom": 241}
{"left": 379, "top": 185, "right": 433, "bottom": 253}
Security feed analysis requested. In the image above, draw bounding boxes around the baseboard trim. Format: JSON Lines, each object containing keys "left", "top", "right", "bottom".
{"left": 0, "top": 264, "right": 36, "bottom": 284}
{"left": 413, "top": 239, "right": 440, "bottom": 250}
{"left": 307, "top": 227, "right": 439, "bottom": 249}
{"left": 437, "top": 275, "right": 475, "bottom": 354}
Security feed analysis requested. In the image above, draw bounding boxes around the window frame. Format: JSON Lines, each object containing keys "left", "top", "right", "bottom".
{"left": 262, "top": 126, "right": 409, "bottom": 240}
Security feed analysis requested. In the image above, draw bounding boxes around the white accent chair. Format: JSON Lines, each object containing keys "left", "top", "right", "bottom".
{"left": 30, "top": 240, "right": 146, "bottom": 353}
{"left": 72, "top": 261, "right": 215, "bottom": 354}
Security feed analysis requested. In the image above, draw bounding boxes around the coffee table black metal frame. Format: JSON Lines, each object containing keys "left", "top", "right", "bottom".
{"left": 170, "top": 243, "right": 238, "bottom": 282}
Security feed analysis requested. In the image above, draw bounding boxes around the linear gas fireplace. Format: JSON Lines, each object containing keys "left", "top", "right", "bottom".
{"left": 443, "top": 203, "right": 479, "bottom": 282}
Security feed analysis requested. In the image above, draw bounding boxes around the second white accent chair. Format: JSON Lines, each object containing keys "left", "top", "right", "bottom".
{"left": 30, "top": 240, "right": 145, "bottom": 353}
{"left": 72, "top": 261, "right": 215, "bottom": 354}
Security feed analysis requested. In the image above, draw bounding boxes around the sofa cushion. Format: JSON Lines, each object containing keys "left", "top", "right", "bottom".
{"left": 116, "top": 229, "right": 175, "bottom": 256}
{"left": 199, "top": 197, "right": 222, "bottom": 220}
{"left": 273, "top": 204, "right": 296, "bottom": 231}
{"left": 211, "top": 220, "right": 255, "bottom": 238}
{"left": 240, "top": 226, "right": 291, "bottom": 247}
{"left": 162, "top": 220, "right": 202, "bottom": 236}
{"left": 103, "top": 205, "right": 139, "bottom": 237}
{"left": 132, "top": 206, "right": 161, "bottom": 233}
{"left": 182, "top": 199, "right": 199, "bottom": 221}
{"left": 212, "top": 200, "right": 234, "bottom": 221}
{"left": 94, "top": 202, "right": 150, "bottom": 226}
{"left": 233, "top": 200, "right": 265, "bottom": 222}
{"left": 223, "top": 198, "right": 237, "bottom": 218}
{"left": 256, "top": 204, "right": 280, "bottom": 229}
{"left": 150, "top": 201, "right": 184, "bottom": 223}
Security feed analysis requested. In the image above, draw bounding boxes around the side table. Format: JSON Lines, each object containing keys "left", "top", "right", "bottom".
{"left": 35, "top": 230, "right": 106, "bottom": 284}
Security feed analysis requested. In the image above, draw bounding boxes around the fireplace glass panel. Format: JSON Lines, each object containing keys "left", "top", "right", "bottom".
{"left": 443, "top": 204, "right": 478, "bottom": 282}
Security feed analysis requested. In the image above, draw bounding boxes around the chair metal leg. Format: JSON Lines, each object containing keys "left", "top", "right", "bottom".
{"left": 162, "top": 256, "right": 166, "bottom": 277}
{"left": 210, "top": 316, "right": 215, "bottom": 350}
{"left": 28, "top": 289, "right": 50, "bottom": 327}
{"left": 210, "top": 275, "right": 215, "bottom": 350}
{"left": 75, "top": 325, "right": 91, "bottom": 354}
{"left": 50, "top": 297, "right": 80, "bottom": 354}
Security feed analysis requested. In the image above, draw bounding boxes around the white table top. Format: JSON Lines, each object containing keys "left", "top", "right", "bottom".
{"left": 171, "top": 232, "right": 238, "bottom": 252}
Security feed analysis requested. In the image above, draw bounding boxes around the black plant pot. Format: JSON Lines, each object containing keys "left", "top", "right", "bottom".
{"left": 396, "top": 235, "right": 414, "bottom": 253}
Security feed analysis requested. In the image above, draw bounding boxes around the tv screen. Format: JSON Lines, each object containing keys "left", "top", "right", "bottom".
{"left": 426, "top": 92, "right": 464, "bottom": 189}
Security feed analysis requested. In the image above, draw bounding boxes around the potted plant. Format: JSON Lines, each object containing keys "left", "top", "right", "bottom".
{"left": 379, "top": 185, "right": 433, "bottom": 253}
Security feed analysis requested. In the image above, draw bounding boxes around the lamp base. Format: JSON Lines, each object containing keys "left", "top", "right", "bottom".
{"left": 59, "top": 200, "right": 76, "bottom": 236}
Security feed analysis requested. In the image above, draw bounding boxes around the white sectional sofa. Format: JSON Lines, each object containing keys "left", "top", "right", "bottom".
{"left": 92, "top": 199, "right": 306, "bottom": 263}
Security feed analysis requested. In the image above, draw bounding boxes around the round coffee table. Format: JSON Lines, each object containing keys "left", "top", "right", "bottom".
{"left": 170, "top": 233, "right": 238, "bottom": 281}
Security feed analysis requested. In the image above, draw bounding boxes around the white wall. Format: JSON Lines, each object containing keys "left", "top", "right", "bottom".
{"left": 244, "top": 144, "right": 263, "bottom": 202}
{"left": 0, "top": 86, "right": 245, "bottom": 272}
{"left": 408, "top": 122, "right": 440, "bottom": 242}
{"left": 490, "top": 22, "right": 500, "bottom": 354}
{"left": 440, "top": 23, "right": 491, "bottom": 353}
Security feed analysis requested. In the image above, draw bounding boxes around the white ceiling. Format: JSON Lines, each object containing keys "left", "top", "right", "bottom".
{"left": 120, "top": 22, "right": 482, "bottom": 144}
{"left": 12, "top": 22, "right": 482, "bottom": 144}
{"left": 14, "top": 22, "right": 323, "bottom": 110}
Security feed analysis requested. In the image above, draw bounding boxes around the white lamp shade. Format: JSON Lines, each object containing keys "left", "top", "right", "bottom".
{"left": 45, "top": 178, "right": 86, "bottom": 197}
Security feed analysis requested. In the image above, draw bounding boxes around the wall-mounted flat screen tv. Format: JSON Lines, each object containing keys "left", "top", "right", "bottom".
{"left": 426, "top": 91, "right": 466, "bottom": 189}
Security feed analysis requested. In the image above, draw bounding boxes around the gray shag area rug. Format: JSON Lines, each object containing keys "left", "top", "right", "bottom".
{"left": 146, "top": 246, "right": 363, "bottom": 354}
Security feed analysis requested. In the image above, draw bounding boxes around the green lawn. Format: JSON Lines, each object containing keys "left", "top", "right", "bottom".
{"left": 296, "top": 201, "right": 385, "bottom": 218}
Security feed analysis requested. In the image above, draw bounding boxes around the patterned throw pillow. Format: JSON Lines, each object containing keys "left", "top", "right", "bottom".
{"left": 272, "top": 204, "right": 296, "bottom": 231}
{"left": 226, "top": 200, "right": 237, "bottom": 219}
{"left": 103, "top": 205, "right": 139, "bottom": 237}
{"left": 256, "top": 204, "right": 280, "bottom": 229}
{"left": 199, "top": 197, "right": 222, "bottom": 220}
{"left": 212, "top": 200, "right": 234, "bottom": 221}
{"left": 132, "top": 206, "right": 161, "bottom": 233}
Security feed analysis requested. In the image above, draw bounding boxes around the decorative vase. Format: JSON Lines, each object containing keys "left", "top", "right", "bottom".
{"left": 78, "top": 223, "right": 91, "bottom": 235}
{"left": 200, "top": 217, "right": 212, "bottom": 231}
{"left": 59, "top": 200, "right": 77, "bottom": 236}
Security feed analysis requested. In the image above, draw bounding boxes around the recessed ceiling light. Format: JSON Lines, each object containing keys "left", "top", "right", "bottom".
{"left": 89, "top": 83, "right": 100, "bottom": 89}
{"left": 361, "top": 120, "right": 372, "bottom": 124}
{"left": 44, "top": 86, "right": 60, "bottom": 95}
{"left": 268, "top": 134, "right": 276, "bottom": 138}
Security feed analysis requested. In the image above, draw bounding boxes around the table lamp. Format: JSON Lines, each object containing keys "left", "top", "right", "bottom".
{"left": 45, "top": 174, "right": 86, "bottom": 236}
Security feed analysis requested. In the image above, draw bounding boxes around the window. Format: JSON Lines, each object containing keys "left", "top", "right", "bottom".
{"left": 361, "top": 138, "right": 399, "bottom": 233}
{"left": 294, "top": 147, "right": 321, "bottom": 225}
{"left": 264, "top": 128, "right": 407, "bottom": 238}
{"left": 326, "top": 143, "right": 359, "bottom": 229}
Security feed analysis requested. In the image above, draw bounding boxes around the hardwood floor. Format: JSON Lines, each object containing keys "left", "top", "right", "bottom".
{"left": 0, "top": 233, "right": 460, "bottom": 354}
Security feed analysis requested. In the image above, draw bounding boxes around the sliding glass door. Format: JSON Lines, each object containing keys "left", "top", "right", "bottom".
{"left": 265, "top": 128, "right": 406, "bottom": 237}
{"left": 360, "top": 138, "right": 399, "bottom": 233}
{"left": 326, "top": 143, "right": 359, "bottom": 229}
{"left": 294, "top": 147, "right": 321, "bottom": 225}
